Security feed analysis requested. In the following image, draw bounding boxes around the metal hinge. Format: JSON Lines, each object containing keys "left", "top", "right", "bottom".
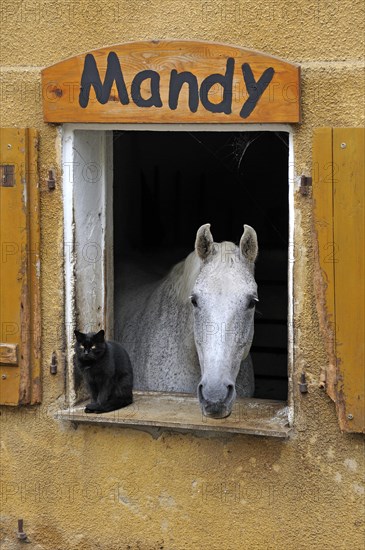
{"left": 46, "top": 169, "right": 56, "bottom": 191}
{"left": 0, "top": 165, "right": 15, "bottom": 187}
{"left": 299, "top": 175, "right": 312, "bottom": 196}
{"left": 50, "top": 352, "right": 58, "bottom": 375}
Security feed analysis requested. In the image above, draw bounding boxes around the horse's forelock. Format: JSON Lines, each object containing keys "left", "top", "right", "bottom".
{"left": 174, "top": 242, "right": 245, "bottom": 302}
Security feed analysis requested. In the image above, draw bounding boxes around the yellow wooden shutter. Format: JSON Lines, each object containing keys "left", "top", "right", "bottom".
{"left": 313, "top": 127, "right": 364, "bottom": 433}
{"left": 0, "top": 128, "right": 41, "bottom": 405}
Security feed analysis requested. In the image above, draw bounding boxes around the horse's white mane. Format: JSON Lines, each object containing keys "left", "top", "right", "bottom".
{"left": 170, "top": 242, "right": 240, "bottom": 303}
{"left": 169, "top": 251, "right": 200, "bottom": 303}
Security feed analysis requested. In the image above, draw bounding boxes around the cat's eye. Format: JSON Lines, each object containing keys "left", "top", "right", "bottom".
{"left": 190, "top": 295, "right": 198, "bottom": 308}
{"left": 91, "top": 345, "right": 96, "bottom": 350}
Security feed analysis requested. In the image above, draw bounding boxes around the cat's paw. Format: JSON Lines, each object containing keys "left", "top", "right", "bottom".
{"left": 84, "top": 402, "right": 99, "bottom": 413}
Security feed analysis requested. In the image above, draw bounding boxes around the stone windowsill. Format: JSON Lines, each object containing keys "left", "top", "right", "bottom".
{"left": 55, "top": 391, "right": 291, "bottom": 438}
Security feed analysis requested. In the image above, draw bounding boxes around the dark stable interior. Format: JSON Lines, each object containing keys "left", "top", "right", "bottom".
{"left": 113, "top": 131, "right": 289, "bottom": 400}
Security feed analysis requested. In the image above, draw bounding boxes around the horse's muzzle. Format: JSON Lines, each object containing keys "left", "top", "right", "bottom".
{"left": 198, "top": 383, "right": 235, "bottom": 419}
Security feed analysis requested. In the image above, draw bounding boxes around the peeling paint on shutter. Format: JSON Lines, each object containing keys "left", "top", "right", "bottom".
{"left": 313, "top": 127, "right": 364, "bottom": 433}
{"left": 0, "top": 128, "right": 41, "bottom": 405}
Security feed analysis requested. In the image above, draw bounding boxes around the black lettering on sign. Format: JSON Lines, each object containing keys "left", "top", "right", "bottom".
{"left": 79, "top": 52, "right": 129, "bottom": 108}
{"left": 200, "top": 57, "right": 234, "bottom": 114}
{"left": 131, "top": 70, "right": 163, "bottom": 108}
{"left": 240, "top": 63, "right": 274, "bottom": 118}
{"left": 169, "top": 71, "right": 199, "bottom": 112}
{"left": 78, "top": 53, "right": 276, "bottom": 119}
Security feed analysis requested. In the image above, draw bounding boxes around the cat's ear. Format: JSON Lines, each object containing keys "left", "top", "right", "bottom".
{"left": 94, "top": 330, "right": 105, "bottom": 343}
{"left": 74, "top": 330, "right": 84, "bottom": 343}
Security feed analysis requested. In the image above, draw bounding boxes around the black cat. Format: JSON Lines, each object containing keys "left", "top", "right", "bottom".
{"left": 74, "top": 329, "right": 133, "bottom": 413}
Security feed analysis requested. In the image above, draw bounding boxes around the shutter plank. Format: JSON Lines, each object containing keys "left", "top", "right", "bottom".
{"left": 333, "top": 128, "right": 364, "bottom": 432}
{"left": 27, "top": 128, "right": 41, "bottom": 403}
{"left": 0, "top": 128, "right": 41, "bottom": 405}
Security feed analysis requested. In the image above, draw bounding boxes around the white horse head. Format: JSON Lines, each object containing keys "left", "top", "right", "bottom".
{"left": 191, "top": 224, "right": 258, "bottom": 418}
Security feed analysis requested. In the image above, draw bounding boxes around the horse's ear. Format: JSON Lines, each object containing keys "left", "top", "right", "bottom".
{"left": 195, "top": 223, "right": 214, "bottom": 261}
{"left": 239, "top": 225, "right": 258, "bottom": 263}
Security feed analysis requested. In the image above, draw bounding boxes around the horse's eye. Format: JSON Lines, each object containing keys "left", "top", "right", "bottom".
{"left": 248, "top": 297, "right": 259, "bottom": 309}
{"left": 190, "top": 295, "right": 198, "bottom": 308}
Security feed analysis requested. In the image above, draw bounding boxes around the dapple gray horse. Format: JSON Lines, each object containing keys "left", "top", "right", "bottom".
{"left": 117, "top": 224, "right": 258, "bottom": 418}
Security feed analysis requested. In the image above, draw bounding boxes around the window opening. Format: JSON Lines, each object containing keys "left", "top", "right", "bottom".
{"left": 112, "top": 131, "right": 289, "bottom": 402}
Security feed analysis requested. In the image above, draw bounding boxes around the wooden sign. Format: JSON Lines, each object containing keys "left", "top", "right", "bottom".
{"left": 42, "top": 40, "right": 300, "bottom": 124}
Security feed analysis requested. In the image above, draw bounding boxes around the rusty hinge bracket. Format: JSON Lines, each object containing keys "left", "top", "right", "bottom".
{"left": 17, "top": 519, "right": 30, "bottom": 543}
{"left": 0, "top": 165, "right": 15, "bottom": 187}
{"left": 299, "top": 372, "right": 308, "bottom": 393}
{"left": 50, "top": 352, "right": 58, "bottom": 375}
{"left": 299, "top": 175, "right": 312, "bottom": 196}
{"left": 46, "top": 169, "right": 56, "bottom": 191}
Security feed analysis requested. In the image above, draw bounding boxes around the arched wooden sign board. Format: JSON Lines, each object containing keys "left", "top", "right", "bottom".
{"left": 42, "top": 40, "right": 300, "bottom": 124}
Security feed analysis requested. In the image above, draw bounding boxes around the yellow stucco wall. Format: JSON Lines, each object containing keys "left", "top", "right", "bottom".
{"left": 1, "top": 1, "right": 364, "bottom": 548}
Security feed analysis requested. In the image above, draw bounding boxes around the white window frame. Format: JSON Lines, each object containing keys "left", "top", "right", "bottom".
{"left": 61, "top": 123, "right": 295, "bottom": 436}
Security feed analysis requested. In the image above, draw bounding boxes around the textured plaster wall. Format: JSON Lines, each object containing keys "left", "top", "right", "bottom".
{"left": 0, "top": 1, "right": 364, "bottom": 549}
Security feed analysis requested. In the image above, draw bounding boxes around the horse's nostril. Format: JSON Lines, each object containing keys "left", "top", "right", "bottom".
{"left": 198, "top": 382, "right": 234, "bottom": 405}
